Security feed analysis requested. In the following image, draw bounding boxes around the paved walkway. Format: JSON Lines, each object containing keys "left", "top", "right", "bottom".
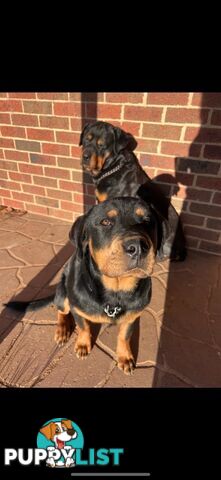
{"left": 0, "top": 208, "right": 220, "bottom": 388}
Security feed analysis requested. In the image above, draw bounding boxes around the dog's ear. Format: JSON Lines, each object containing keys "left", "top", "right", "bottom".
{"left": 113, "top": 126, "right": 137, "bottom": 153}
{"left": 40, "top": 422, "right": 54, "bottom": 440}
{"left": 62, "top": 419, "right": 73, "bottom": 430}
{"left": 69, "top": 215, "right": 88, "bottom": 254}
{"left": 79, "top": 123, "right": 90, "bottom": 146}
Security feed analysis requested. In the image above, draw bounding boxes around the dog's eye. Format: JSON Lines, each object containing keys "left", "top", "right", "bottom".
{"left": 55, "top": 428, "right": 60, "bottom": 433}
{"left": 100, "top": 218, "right": 113, "bottom": 226}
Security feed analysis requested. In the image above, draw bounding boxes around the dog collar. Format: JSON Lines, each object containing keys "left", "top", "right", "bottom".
{"left": 95, "top": 163, "right": 123, "bottom": 185}
{"left": 104, "top": 304, "right": 122, "bottom": 318}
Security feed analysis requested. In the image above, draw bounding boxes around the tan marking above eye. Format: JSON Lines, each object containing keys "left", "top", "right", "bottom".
{"left": 135, "top": 207, "right": 145, "bottom": 217}
{"left": 86, "top": 134, "right": 93, "bottom": 140}
{"left": 97, "top": 138, "right": 104, "bottom": 146}
{"left": 107, "top": 209, "right": 118, "bottom": 218}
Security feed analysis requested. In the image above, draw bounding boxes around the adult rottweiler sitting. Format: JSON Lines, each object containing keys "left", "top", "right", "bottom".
{"left": 5, "top": 197, "right": 161, "bottom": 375}
{"left": 80, "top": 121, "right": 186, "bottom": 261}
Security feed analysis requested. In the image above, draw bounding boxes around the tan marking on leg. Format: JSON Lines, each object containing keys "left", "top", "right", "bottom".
{"left": 74, "top": 319, "right": 92, "bottom": 359}
{"left": 116, "top": 319, "right": 139, "bottom": 375}
{"left": 54, "top": 310, "right": 74, "bottom": 346}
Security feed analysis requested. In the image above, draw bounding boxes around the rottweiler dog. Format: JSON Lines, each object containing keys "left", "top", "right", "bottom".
{"left": 5, "top": 197, "right": 161, "bottom": 375}
{"left": 80, "top": 121, "right": 186, "bottom": 261}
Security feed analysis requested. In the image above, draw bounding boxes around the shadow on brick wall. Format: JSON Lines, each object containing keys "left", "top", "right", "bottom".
{"left": 152, "top": 93, "right": 221, "bottom": 387}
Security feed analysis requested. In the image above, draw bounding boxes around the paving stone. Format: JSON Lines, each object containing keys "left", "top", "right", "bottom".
{"left": 16, "top": 220, "right": 49, "bottom": 238}
{"left": 105, "top": 364, "right": 155, "bottom": 387}
{"left": 0, "top": 250, "right": 24, "bottom": 268}
{"left": 11, "top": 240, "right": 56, "bottom": 265}
{"left": 0, "top": 269, "right": 20, "bottom": 298}
{"left": 39, "top": 225, "right": 71, "bottom": 244}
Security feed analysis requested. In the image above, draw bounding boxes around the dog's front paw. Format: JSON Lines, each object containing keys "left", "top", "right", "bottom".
{"left": 117, "top": 356, "right": 135, "bottom": 375}
{"left": 54, "top": 315, "right": 74, "bottom": 346}
{"left": 74, "top": 341, "right": 91, "bottom": 359}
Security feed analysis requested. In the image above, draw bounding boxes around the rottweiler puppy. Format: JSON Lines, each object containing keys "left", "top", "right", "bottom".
{"left": 5, "top": 197, "right": 161, "bottom": 375}
{"left": 80, "top": 121, "right": 186, "bottom": 262}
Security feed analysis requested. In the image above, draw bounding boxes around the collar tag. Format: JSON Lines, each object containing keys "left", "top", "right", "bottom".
{"left": 104, "top": 304, "right": 122, "bottom": 318}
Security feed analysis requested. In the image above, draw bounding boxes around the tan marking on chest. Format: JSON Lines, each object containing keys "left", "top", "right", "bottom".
{"left": 95, "top": 189, "right": 108, "bottom": 202}
{"left": 73, "top": 306, "right": 143, "bottom": 325}
{"left": 101, "top": 274, "right": 138, "bottom": 292}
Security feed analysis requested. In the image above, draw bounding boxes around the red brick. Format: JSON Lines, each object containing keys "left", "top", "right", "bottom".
{"left": 8, "top": 93, "right": 36, "bottom": 99}
{"left": 177, "top": 187, "right": 212, "bottom": 202}
{"left": 12, "top": 191, "right": 34, "bottom": 203}
{"left": 25, "top": 203, "right": 48, "bottom": 215}
{"left": 2, "top": 198, "right": 25, "bottom": 209}
{"left": 23, "top": 184, "right": 45, "bottom": 196}
{"left": 185, "top": 127, "right": 221, "bottom": 143}
{"left": 1, "top": 125, "right": 26, "bottom": 138}
{"left": 15, "top": 139, "right": 40, "bottom": 152}
{"left": 59, "top": 180, "right": 75, "bottom": 191}
{"left": 124, "top": 106, "right": 162, "bottom": 122}
{"left": 0, "top": 188, "right": 11, "bottom": 197}
{"left": 165, "top": 107, "right": 208, "bottom": 124}
{"left": 68, "top": 93, "right": 81, "bottom": 101}
{"left": 211, "top": 110, "right": 221, "bottom": 126}
{"left": 0, "top": 113, "right": 11, "bottom": 124}
{"left": 142, "top": 123, "right": 181, "bottom": 140}
{"left": 199, "top": 241, "right": 221, "bottom": 254}
{"left": 213, "top": 192, "right": 221, "bottom": 204}
{"left": 72, "top": 171, "right": 84, "bottom": 182}
{"left": 37, "top": 93, "right": 69, "bottom": 100}
{"left": 161, "top": 141, "right": 201, "bottom": 157}
{"left": 0, "top": 159, "right": 18, "bottom": 171}
{"left": 204, "top": 144, "right": 221, "bottom": 160}
{"left": 40, "top": 116, "right": 69, "bottom": 130}
{"left": 180, "top": 212, "right": 204, "bottom": 226}
{"left": 192, "top": 93, "right": 221, "bottom": 107}
{"left": 9, "top": 172, "right": 32, "bottom": 183}
{"left": 0, "top": 180, "right": 21, "bottom": 191}
{"left": 141, "top": 154, "right": 174, "bottom": 170}
{"left": 23, "top": 101, "right": 52, "bottom": 114}
{"left": 190, "top": 202, "right": 221, "bottom": 217}
{"left": 0, "top": 138, "right": 15, "bottom": 148}
{"left": 0, "top": 170, "right": 8, "bottom": 179}
{"left": 86, "top": 184, "right": 95, "bottom": 195}
{"left": 71, "top": 145, "right": 82, "bottom": 158}
{"left": 121, "top": 121, "right": 141, "bottom": 136}
{"left": 106, "top": 93, "right": 144, "bottom": 103}
{"left": 0, "top": 93, "right": 8, "bottom": 98}
{"left": 74, "top": 193, "right": 95, "bottom": 205}
{"left": 80, "top": 93, "right": 104, "bottom": 102}
{"left": 47, "top": 207, "right": 73, "bottom": 221}
{"left": 11, "top": 114, "right": 39, "bottom": 126}
{"left": 30, "top": 153, "right": 56, "bottom": 166}
{"left": 0, "top": 100, "right": 22, "bottom": 112}
{"left": 4, "top": 150, "right": 29, "bottom": 162}
{"left": 186, "top": 237, "right": 199, "bottom": 248}
{"left": 88, "top": 104, "right": 122, "bottom": 120}
{"left": 27, "top": 128, "right": 55, "bottom": 141}
{"left": 33, "top": 176, "right": 58, "bottom": 188}
{"left": 54, "top": 102, "right": 81, "bottom": 117}
{"left": 70, "top": 118, "right": 82, "bottom": 131}
{"left": 44, "top": 167, "right": 70, "bottom": 179}
{"left": 147, "top": 93, "right": 189, "bottom": 105}
{"left": 207, "top": 218, "right": 221, "bottom": 230}
{"left": 56, "top": 131, "right": 79, "bottom": 144}
{"left": 177, "top": 157, "right": 219, "bottom": 175}
{"left": 42, "top": 143, "right": 69, "bottom": 156}
{"left": 2, "top": 198, "right": 25, "bottom": 210}
{"left": 35, "top": 196, "right": 59, "bottom": 208}
{"left": 136, "top": 139, "right": 159, "bottom": 153}
{"left": 61, "top": 200, "right": 84, "bottom": 213}
{"left": 196, "top": 176, "right": 221, "bottom": 191}
{"left": 46, "top": 188, "right": 72, "bottom": 201}
{"left": 57, "top": 157, "right": 80, "bottom": 170}
{"left": 155, "top": 171, "right": 194, "bottom": 186}
{"left": 19, "top": 163, "right": 43, "bottom": 175}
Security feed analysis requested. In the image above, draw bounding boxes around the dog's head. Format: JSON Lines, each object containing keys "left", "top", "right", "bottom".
{"left": 40, "top": 420, "right": 77, "bottom": 449}
{"left": 79, "top": 121, "right": 137, "bottom": 177}
{"left": 69, "top": 197, "right": 159, "bottom": 279}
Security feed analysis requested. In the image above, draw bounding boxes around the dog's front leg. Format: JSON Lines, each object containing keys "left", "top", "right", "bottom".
{"left": 72, "top": 311, "right": 92, "bottom": 359}
{"left": 116, "top": 319, "right": 138, "bottom": 375}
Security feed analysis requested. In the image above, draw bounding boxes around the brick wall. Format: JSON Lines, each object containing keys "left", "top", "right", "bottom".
{"left": 0, "top": 92, "right": 220, "bottom": 255}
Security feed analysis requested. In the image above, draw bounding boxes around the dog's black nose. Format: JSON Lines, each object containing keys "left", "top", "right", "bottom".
{"left": 67, "top": 428, "right": 75, "bottom": 436}
{"left": 124, "top": 239, "right": 149, "bottom": 258}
